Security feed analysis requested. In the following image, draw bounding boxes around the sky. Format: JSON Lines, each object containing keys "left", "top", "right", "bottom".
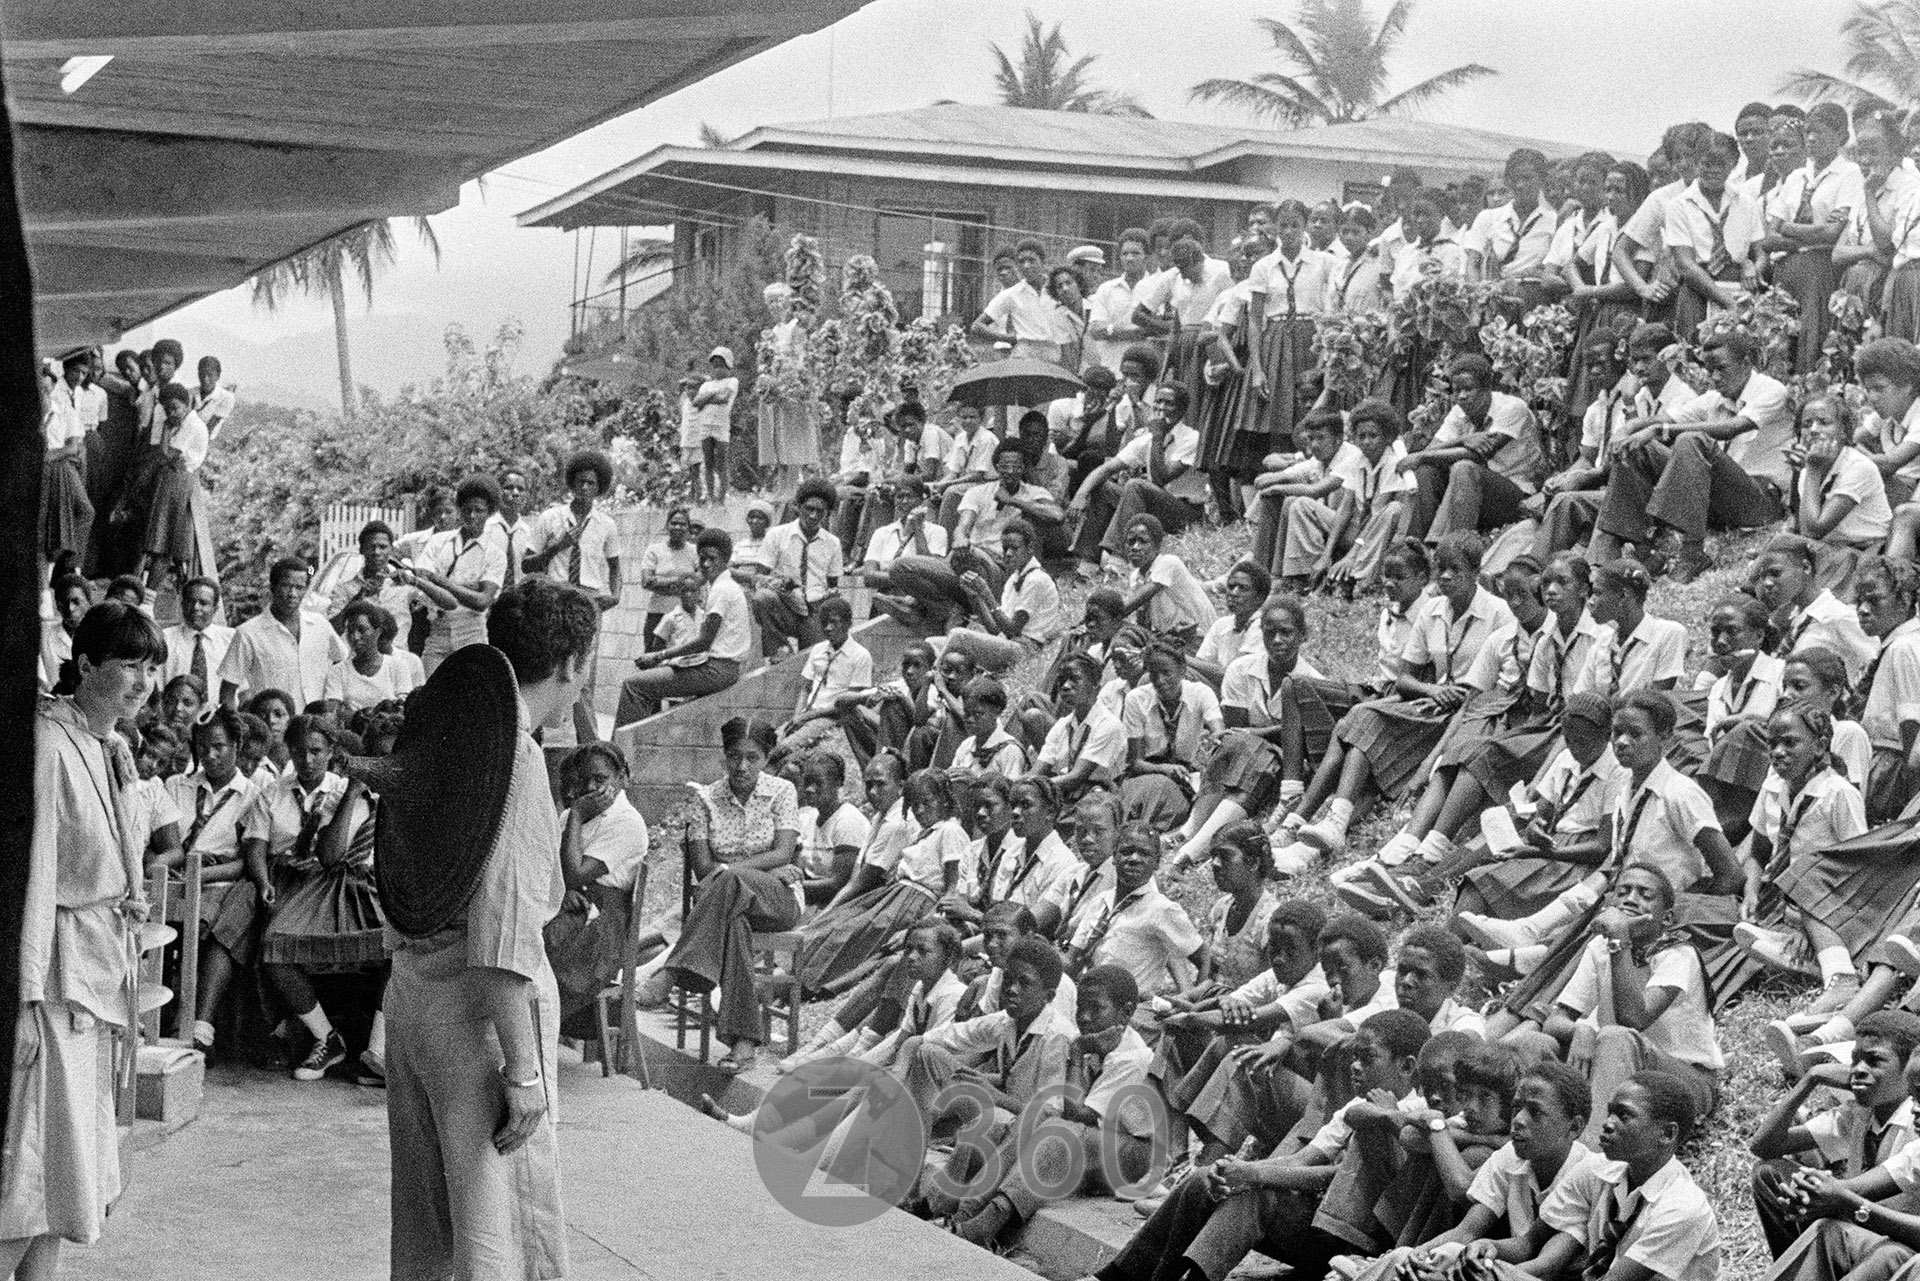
{"left": 122, "top": 0, "right": 1861, "bottom": 402}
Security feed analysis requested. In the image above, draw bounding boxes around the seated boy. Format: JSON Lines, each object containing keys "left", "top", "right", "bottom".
{"left": 1066, "top": 825, "right": 1204, "bottom": 1006}
{"left": 1030, "top": 653, "right": 1128, "bottom": 803}
{"left": 945, "top": 517, "right": 1064, "bottom": 675}
{"left": 1249, "top": 409, "right": 1366, "bottom": 591}
{"left": 948, "top": 676, "right": 1027, "bottom": 779}
{"left": 751, "top": 479, "right": 844, "bottom": 652}
{"left": 857, "top": 476, "right": 947, "bottom": 593}
{"left": 843, "top": 640, "right": 936, "bottom": 768}
{"left": 772, "top": 595, "right": 872, "bottom": 760}
{"left": 941, "top": 965, "right": 1161, "bottom": 1246}
{"left": 1094, "top": 1009, "right": 1433, "bottom": 1281}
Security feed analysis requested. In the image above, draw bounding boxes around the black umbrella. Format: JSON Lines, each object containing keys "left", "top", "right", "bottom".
{"left": 944, "top": 358, "right": 1084, "bottom": 409}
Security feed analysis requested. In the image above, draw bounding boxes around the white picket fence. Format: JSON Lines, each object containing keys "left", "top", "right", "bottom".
{"left": 318, "top": 501, "right": 413, "bottom": 564}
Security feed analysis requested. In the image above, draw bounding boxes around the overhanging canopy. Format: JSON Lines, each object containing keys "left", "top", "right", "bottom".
{"left": 0, "top": 0, "right": 871, "bottom": 351}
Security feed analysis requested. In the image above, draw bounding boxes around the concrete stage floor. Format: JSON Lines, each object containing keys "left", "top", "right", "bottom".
{"left": 69, "top": 1057, "right": 1039, "bottom": 1281}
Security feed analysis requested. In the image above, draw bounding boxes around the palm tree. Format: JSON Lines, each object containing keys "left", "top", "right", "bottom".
{"left": 1188, "top": 0, "right": 1496, "bottom": 128}
{"left": 249, "top": 217, "right": 441, "bottom": 419}
{"left": 1780, "top": 0, "right": 1920, "bottom": 114}
{"left": 600, "top": 236, "right": 675, "bottom": 288}
{"left": 989, "top": 12, "right": 1151, "bottom": 116}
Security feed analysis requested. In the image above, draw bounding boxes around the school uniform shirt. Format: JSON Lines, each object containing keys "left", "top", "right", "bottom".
{"left": 1784, "top": 589, "right": 1880, "bottom": 686}
{"left": 1221, "top": 652, "right": 1326, "bottom": 728}
{"left": 837, "top": 427, "right": 890, "bottom": 482}
{"left": 1226, "top": 962, "right": 1333, "bottom": 1032}
{"left": 1198, "top": 612, "right": 1267, "bottom": 672}
{"left": 36, "top": 620, "right": 71, "bottom": 692}
{"left": 1136, "top": 258, "right": 1236, "bottom": 326}
{"left": 418, "top": 528, "right": 508, "bottom": 643}
{"left": 1868, "top": 398, "right": 1920, "bottom": 492}
{"left": 163, "top": 769, "right": 255, "bottom": 863}
{"left": 690, "top": 773, "right": 799, "bottom": 862}
{"left": 944, "top": 427, "right": 1001, "bottom": 482}
{"left": 1706, "top": 652, "right": 1785, "bottom": 735}
{"left": 702, "top": 572, "right": 755, "bottom": 663}
{"left": 863, "top": 519, "right": 948, "bottom": 567}
{"left": 1129, "top": 550, "right": 1220, "bottom": 636}
{"left": 1325, "top": 249, "right": 1387, "bottom": 313}
{"left": 1749, "top": 767, "right": 1866, "bottom": 864}
{"left": 760, "top": 520, "right": 844, "bottom": 606}
{"left": 161, "top": 621, "right": 235, "bottom": 688}
{"left": 1864, "top": 620, "right": 1920, "bottom": 751}
{"left": 1121, "top": 679, "right": 1223, "bottom": 781}
{"left": 1539, "top": 1155, "right": 1719, "bottom": 1281}
{"left": 1888, "top": 177, "right": 1920, "bottom": 273}
{"left": 1087, "top": 274, "right": 1149, "bottom": 372}
{"left": 900, "top": 421, "right": 956, "bottom": 476}
{"left": 575, "top": 791, "right": 650, "bottom": 893}
{"left": 797, "top": 638, "right": 873, "bottom": 714}
{"left": 921, "top": 1002, "right": 1075, "bottom": 1110}
{"left": 892, "top": 815, "right": 968, "bottom": 894}
{"left": 1809, "top": 1097, "right": 1918, "bottom": 1178}
{"left": 242, "top": 772, "right": 372, "bottom": 872}
{"left": 972, "top": 964, "right": 1080, "bottom": 1029}
{"left": 1545, "top": 208, "right": 1617, "bottom": 280}
{"left": 1527, "top": 611, "right": 1611, "bottom": 707}
{"left": 1667, "top": 366, "right": 1795, "bottom": 490}
{"left": 1401, "top": 585, "right": 1516, "bottom": 687}
{"left": 1069, "top": 875, "right": 1203, "bottom": 999}
{"left": 218, "top": 609, "right": 347, "bottom": 711}
{"left": 1203, "top": 280, "right": 1252, "bottom": 331}
{"left": 982, "top": 278, "right": 1061, "bottom": 342}
{"left": 1464, "top": 617, "right": 1543, "bottom": 695}
{"left": 322, "top": 654, "right": 422, "bottom": 710}
{"left": 1469, "top": 199, "right": 1558, "bottom": 278}
{"left": 794, "top": 803, "right": 872, "bottom": 885}
{"left": 1306, "top": 1089, "right": 1431, "bottom": 1163}
{"left": 1663, "top": 180, "right": 1764, "bottom": 279}
{"left": 484, "top": 510, "right": 534, "bottom": 591}
{"left": 857, "top": 798, "right": 919, "bottom": 875}
{"left": 959, "top": 481, "right": 1056, "bottom": 556}
{"left": 1469, "top": 1139, "right": 1603, "bottom": 1240}
{"left": 1801, "top": 446, "right": 1893, "bottom": 545}
{"left": 636, "top": 537, "right": 696, "bottom": 613}
{"left": 987, "top": 829, "right": 1076, "bottom": 911}
{"left": 1611, "top": 758, "right": 1719, "bottom": 892}
{"left": 1560, "top": 937, "right": 1725, "bottom": 1072}
{"left": 1431, "top": 390, "right": 1547, "bottom": 494}
{"left": 1572, "top": 615, "right": 1689, "bottom": 698}
{"left": 1040, "top": 858, "right": 1116, "bottom": 949}
{"left": 1579, "top": 385, "right": 1635, "bottom": 463}
{"left": 163, "top": 409, "right": 210, "bottom": 473}
{"left": 1389, "top": 237, "right": 1466, "bottom": 297}
{"left": 952, "top": 727, "right": 1027, "bottom": 779}
{"left": 1535, "top": 748, "right": 1626, "bottom": 839}
{"left": 1113, "top": 421, "right": 1210, "bottom": 504}
{"left": 1037, "top": 702, "right": 1129, "bottom": 783}
{"left": 1248, "top": 245, "right": 1336, "bottom": 317}
{"left": 1778, "top": 155, "right": 1868, "bottom": 242}
{"left": 1080, "top": 1026, "right": 1158, "bottom": 1139}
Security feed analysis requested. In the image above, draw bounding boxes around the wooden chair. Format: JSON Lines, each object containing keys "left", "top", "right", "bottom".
{"left": 588, "top": 863, "right": 652, "bottom": 1079}
{"left": 156, "top": 850, "right": 234, "bottom": 1042}
{"left": 751, "top": 931, "right": 804, "bottom": 1055}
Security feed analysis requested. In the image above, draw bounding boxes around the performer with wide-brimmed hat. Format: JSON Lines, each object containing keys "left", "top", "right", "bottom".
{"left": 357, "top": 578, "right": 599, "bottom": 1281}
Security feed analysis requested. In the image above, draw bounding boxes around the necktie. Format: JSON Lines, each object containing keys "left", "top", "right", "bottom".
{"left": 1500, "top": 209, "right": 1543, "bottom": 266}
{"left": 1607, "top": 637, "right": 1642, "bottom": 698}
{"left": 566, "top": 524, "right": 581, "bottom": 586}
{"left": 799, "top": 532, "right": 817, "bottom": 600}
{"left": 1769, "top": 791, "right": 1817, "bottom": 876}
{"left": 1612, "top": 788, "right": 1656, "bottom": 869}
{"left": 503, "top": 526, "right": 518, "bottom": 588}
{"left": 1861, "top": 645, "right": 1888, "bottom": 702}
{"left": 190, "top": 633, "right": 207, "bottom": 686}
{"left": 183, "top": 786, "right": 234, "bottom": 855}
{"left": 1701, "top": 196, "right": 1733, "bottom": 278}
{"left": 1781, "top": 614, "right": 1812, "bottom": 659}
{"left": 290, "top": 795, "right": 328, "bottom": 868}
{"left": 1864, "top": 1121, "right": 1888, "bottom": 1174}
{"left": 1581, "top": 1190, "right": 1646, "bottom": 1281}
{"left": 1275, "top": 255, "right": 1304, "bottom": 316}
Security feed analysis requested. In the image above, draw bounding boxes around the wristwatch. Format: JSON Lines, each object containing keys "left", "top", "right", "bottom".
{"left": 1427, "top": 1116, "right": 1448, "bottom": 1133}
{"left": 1857, "top": 1202, "right": 1875, "bottom": 1225}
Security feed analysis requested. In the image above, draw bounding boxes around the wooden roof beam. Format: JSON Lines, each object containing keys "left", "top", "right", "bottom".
{"left": 16, "top": 125, "right": 462, "bottom": 231}
{"left": 1, "top": 0, "right": 854, "bottom": 56}
{"left": 25, "top": 241, "right": 254, "bottom": 301}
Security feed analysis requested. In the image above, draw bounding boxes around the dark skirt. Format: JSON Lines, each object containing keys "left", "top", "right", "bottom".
{"left": 1869, "top": 748, "right": 1917, "bottom": 827}
{"left": 1430, "top": 688, "right": 1528, "bottom": 773}
{"left": 1565, "top": 300, "right": 1640, "bottom": 427}
{"left": 1776, "top": 248, "right": 1837, "bottom": 374}
{"left": 1121, "top": 773, "right": 1192, "bottom": 830}
{"left": 1167, "top": 329, "right": 1211, "bottom": 427}
{"left": 1889, "top": 261, "right": 1920, "bottom": 346}
{"left": 38, "top": 454, "right": 92, "bottom": 563}
{"left": 1233, "top": 318, "right": 1316, "bottom": 467}
{"left": 261, "top": 861, "right": 389, "bottom": 971}
{"left": 546, "top": 891, "right": 631, "bottom": 1021}
{"left": 143, "top": 459, "right": 197, "bottom": 563}
{"left": 1204, "top": 730, "right": 1283, "bottom": 810}
{"left": 796, "top": 879, "right": 936, "bottom": 996}
{"left": 1496, "top": 899, "right": 1603, "bottom": 1022}
{"left": 1774, "top": 814, "right": 1920, "bottom": 956}
{"left": 1198, "top": 331, "right": 1252, "bottom": 473}
{"left": 1460, "top": 856, "right": 1593, "bottom": 921}
{"left": 1675, "top": 889, "right": 1770, "bottom": 1010}
{"left": 1459, "top": 715, "right": 1561, "bottom": 798}
{"left": 1290, "top": 676, "right": 1367, "bottom": 773}
{"left": 206, "top": 864, "right": 304, "bottom": 967}
{"left": 1698, "top": 719, "right": 1772, "bottom": 794}
{"left": 1336, "top": 695, "right": 1457, "bottom": 800}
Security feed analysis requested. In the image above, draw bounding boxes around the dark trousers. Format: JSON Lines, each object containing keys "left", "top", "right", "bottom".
{"left": 661, "top": 865, "right": 801, "bottom": 1047}
{"left": 1099, "top": 1168, "right": 1336, "bottom": 1281}
{"left": 1534, "top": 487, "right": 1603, "bottom": 561}
{"left": 1596, "top": 435, "right": 1784, "bottom": 549}
{"left": 752, "top": 588, "right": 825, "bottom": 653}
{"left": 1753, "top": 1157, "right": 1806, "bottom": 1258}
{"left": 1414, "top": 459, "right": 1528, "bottom": 542}
{"left": 614, "top": 656, "right": 740, "bottom": 727}
{"left": 886, "top": 552, "right": 1003, "bottom": 629}
{"left": 1103, "top": 480, "right": 1204, "bottom": 556}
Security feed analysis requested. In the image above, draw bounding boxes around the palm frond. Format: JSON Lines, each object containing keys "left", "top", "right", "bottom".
{"left": 1839, "top": 3, "right": 1920, "bottom": 99}
{"left": 1372, "top": 0, "right": 1416, "bottom": 57}
{"left": 1373, "top": 62, "right": 1499, "bottom": 118}
{"left": 1188, "top": 74, "right": 1329, "bottom": 127}
{"left": 1254, "top": 15, "right": 1331, "bottom": 84}
{"left": 600, "top": 238, "right": 675, "bottom": 287}
{"left": 1778, "top": 67, "right": 1899, "bottom": 111}
{"left": 697, "top": 121, "right": 730, "bottom": 148}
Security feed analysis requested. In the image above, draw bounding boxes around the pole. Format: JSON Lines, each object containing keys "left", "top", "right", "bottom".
{"left": 618, "top": 227, "right": 629, "bottom": 336}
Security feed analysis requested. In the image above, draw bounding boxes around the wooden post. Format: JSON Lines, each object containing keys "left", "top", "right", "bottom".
{"left": 0, "top": 54, "right": 44, "bottom": 1154}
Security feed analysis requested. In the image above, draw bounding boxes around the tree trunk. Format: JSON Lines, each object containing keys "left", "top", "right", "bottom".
{"left": 329, "top": 262, "right": 356, "bottom": 419}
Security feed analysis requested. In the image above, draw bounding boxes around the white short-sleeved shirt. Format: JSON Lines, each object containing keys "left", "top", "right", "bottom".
{"left": 982, "top": 279, "right": 1060, "bottom": 342}
{"left": 1469, "top": 1139, "right": 1603, "bottom": 1239}
{"left": 1228, "top": 962, "right": 1331, "bottom": 1033}
{"left": 1247, "top": 246, "right": 1336, "bottom": 318}
{"left": 1622, "top": 180, "right": 1684, "bottom": 261}
{"left": 1662, "top": 180, "right": 1763, "bottom": 275}
{"left": 952, "top": 729, "right": 1027, "bottom": 779}
{"left": 1469, "top": 199, "right": 1558, "bottom": 277}
{"left": 1749, "top": 768, "right": 1866, "bottom": 864}
{"left": 1778, "top": 157, "right": 1868, "bottom": 238}
{"left": 858, "top": 799, "right": 919, "bottom": 875}
{"left": 794, "top": 802, "right": 872, "bottom": 883}
{"left": 1401, "top": 586, "right": 1516, "bottom": 687}
{"left": 322, "top": 654, "right": 422, "bottom": 710}
{"left": 1808, "top": 1098, "right": 1918, "bottom": 1178}
{"left": 1086, "top": 275, "right": 1147, "bottom": 372}
{"left": 1040, "top": 859, "right": 1116, "bottom": 946}
{"left": 1801, "top": 446, "right": 1893, "bottom": 545}
{"left": 1389, "top": 238, "right": 1466, "bottom": 297}
{"left": 1610, "top": 759, "right": 1719, "bottom": 892}
{"left": 242, "top": 772, "right": 372, "bottom": 868}
{"left": 419, "top": 528, "right": 508, "bottom": 646}
{"left": 693, "top": 376, "right": 737, "bottom": 436}
{"left": 1197, "top": 613, "right": 1267, "bottom": 674}
{"left": 1081, "top": 1026, "right": 1157, "bottom": 1139}
{"left": 1559, "top": 936, "right": 1725, "bottom": 1071}
{"left": 1319, "top": 440, "right": 1372, "bottom": 499}
{"left": 1432, "top": 391, "right": 1546, "bottom": 494}
{"left": 999, "top": 560, "right": 1063, "bottom": 646}
{"left": 161, "top": 622, "right": 235, "bottom": 689}
{"left": 958, "top": 481, "right": 1056, "bottom": 556}
{"left": 1527, "top": 612, "right": 1610, "bottom": 706}
{"left": 702, "top": 572, "right": 755, "bottom": 663}
{"left": 944, "top": 428, "right": 1000, "bottom": 482}
{"left": 634, "top": 536, "right": 696, "bottom": 612}
{"left": 1539, "top": 1157, "right": 1719, "bottom": 1281}
{"left": 1536, "top": 748, "right": 1627, "bottom": 839}
{"left": 1668, "top": 369, "right": 1795, "bottom": 490}
{"left": 894, "top": 815, "right": 969, "bottom": 894}
{"left": 1037, "top": 703, "right": 1128, "bottom": 781}
{"left": 218, "top": 610, "right": 347, "bottom": 711}
{"left": 986, "top": 829, "right": 1076, "bottom": 910}
{"left": 1707, "top": 651, "right": 1784, "bottom": 734}
{"left": 164, "top": 770, "right": 255, "bottom": 863}
{"left": 863, "top": 520, "right": 948, "bottom": 568}
{"left": 1307, "top": 1090, "right": 1429, "bottom": 1162}
{"left": 1464, "top": 618, "right": 1542, "bottom": 695}
{"left": 579, "top": 792, "right": 651, "bottom": 892}
{"left": 1069, "top": 876, "right": 1202, "bottom": 999}
{"left": 1135, "top": 259, "right": 1235, "bottom": 325}
{"left": 797, "top": 638, "right": 873, "bottom": 712}
{"left": 902, "top": 421, "right": 956, "bottom": 475}
{"left": 1129, "top": 550, "right": 1219, "bottom": 637}
{"left": 1121, "top": 679, "right": 1224, "bottom": 785}
{"left": 1221, "top": 653, "right": 1324, "bottom": 728}
{"left": 1785, "top": 589, "right": 1880, "bottom": 686}
{"left": 1115, "top": 421, "right": 1209, "bottom": 503}
{"left": 1572, "top": 614, "right": 1689, "bottom": 697}
{"left": 1864, "top": 620, "right": 1920, "bottom": 750}
{"left": 760, "top": 521, "right": 845, "bottom": 605}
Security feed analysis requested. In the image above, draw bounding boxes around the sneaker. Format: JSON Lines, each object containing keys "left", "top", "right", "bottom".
{"left": 1733, "top": 923, "right": 1820, "bottom": 977}
{"left": 1294, "top": 820, "right": 1347, "bottom": 858}
{"left": 1327, "top": 858, "right": 1373, "bottom": 887}
{"left": 190, "top": 1020, "right": 215, "bottom": 1056}
{"left": 1782, "top": 1008, "right": 1834, "bottom": 1035}
{"left": 1270, "top": 840, "right": 1318, "bottom": 878}
{"left": 1374, "top": 832, "right": 1421, "bottom": 868}
{"left": 355, "top": 1046, "right": 387, "bottom": 1087}
{"left": 1882, "top": 935, "right": 1920, "bottom": 979}
{"left": 1350, "top": 861, "right": 1432, "bottom": 914}
{"left": 293, "top": 1031, "right": 347, "bottom": 1082}
{"left": 1808, "top": 1015, "right": 1855, "bottom": 1045}
{"left": 1334, "top": 878, "right": 1400, "bottom": 918}
{"left": 1456, "top": 911, "right": 1535, "bottom": 951}
{"left": 1763, "top": 1020, "right": 1804, "bottom": 1078}
{"left": 1810, "top": 972, "right": 1863, "bottom": 1014}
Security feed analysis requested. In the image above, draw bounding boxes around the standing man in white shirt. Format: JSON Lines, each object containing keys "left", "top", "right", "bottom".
{"left": 411, "top": 476, "right": 509, "bottom": 675}
{"left": 1086, "top": 229, "right": 1153, "bottom": 374}
{"left": 217, "top": 557, "right": 347, "bottom": 711}
{"left": 163, "top": 575, "right": 234, "bottom": 697}
{"left": 486, "top": 467, "right": 534, "bottom": 592}
{"left": 972, "top": 238, "right": 1066, "bottom": 365}
{"left": 524, "top": 450, "right": 624, "bottom": 741}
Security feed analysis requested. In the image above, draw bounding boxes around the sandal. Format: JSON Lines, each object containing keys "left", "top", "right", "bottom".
{"left": 715, "top": 1048, "right": 757, "bottom": 1075}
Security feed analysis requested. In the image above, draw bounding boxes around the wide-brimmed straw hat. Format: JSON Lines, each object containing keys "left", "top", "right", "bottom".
{"left": 366, "top": 645, "right": 519, "bottom": 937}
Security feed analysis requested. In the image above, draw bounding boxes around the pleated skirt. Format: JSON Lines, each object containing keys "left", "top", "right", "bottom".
{"left": 1697, "top": 719, "right": 1773, "bottom": 795}
{"left": 1773, "top": 815, "right": 1920, "bottom": 955}
{"left": 1460, "top": 856, "right": 1592, "bottom": 921}
{"left": 142, "top": 460, "right": 197, "bottom": 564}
{"left": 1336, "top": 695, "right": 1458, "bottom": 800}
{"left": 1430, "top": 688, "right": 1528, "bottom": 773}
{"left": 1887, "top": 261, "right": 1920, "bottom": 346}
{"left": 1204, "top": 730, "right": 1284, "bottom": 811}
{"left": 796, "top": 879, "right": 936, "bottom": 997}
{"left": 261, "top": 861, "right": 390, "bottom": 970}
{"left": 1291, "top": 676, "right": 1366, "bottom": 774}
{"left": 39, "top": 455, "right": 92, "bottom": 562}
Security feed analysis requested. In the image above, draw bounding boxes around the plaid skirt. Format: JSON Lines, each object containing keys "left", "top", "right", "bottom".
{"left": 39, "top": 455, "right": 91, "bottom": 563}
{"left": 1459, "top": 716, "right": 1561, "bottom": 798}
{"left": 206, "top": 864, "right": 305, "bottom": 968}
{"left": 1204, "top": 730, "right": 1284, "bottom": 810}
{"left": 1231, "top": 318, "right": 1317, "bottom": 464}
{"left": 797, "top": 879, "right": 936, "bottom": 997}
{"left": 1774, "top": 815, "right": 1920, "bottom": 956}
{"left": 1291, "top": 676, "right": 1368, "bottom": 775}
{"left": 1869, "top": 748, "right": 1917, "bottom": 826}
{"left": 1887, "top": 260, "right": 1920, "bottom": 345}
{"left": 1698, "top": 719, "right": 1772, "bottom": 794}
{"left": 1460, "top": 856, "right": 1592, "bottom": 921}
{"left": 261, "top": 861, "right": 389, "bottom": 971}
{"left": 1336, "top": 696, "right": 1458, "bottom": 800}
{"left": 1675, "top": 889, "right": 1770, "bottom": 1011}
{"left": 1430, "top": 688, "right": 1529, "bottom": 773}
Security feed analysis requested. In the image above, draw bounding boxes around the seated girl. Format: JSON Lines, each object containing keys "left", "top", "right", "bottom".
{"left": 948, "top": 772, "right": 1019, "bottom": 932}
{"left": 322, "top": 600, "right": 424, "bottom": 711}
{"left": 975, "top": 776, "right": 1075, "bottom": 917}
{"left": 1192, "top": 562, "right": 1271, "bottom": 696}
{"left": 1116, "top": 513, "right": 1218, "bottom": 653}
{"left": 1278, "top": 532, "right": 1517, "bottom": 863}
{"left": 1756, "top": 534, "right": 1879, "bottom": 686}
{"left": 243, "top": 688, "right": 295, "bottom": 784}
{"left": 1065, "top": 823, "right": 1204, "bottom": 1005}
{"left": 793, "top": 766, "right": 965, "bottom": 998}
{"left": 1781, "top": 646, "right": 1874, "bottom": 786}
{"left": 1569, "top": 557, "right": 1688, "bottom": 698}
{"left": 1855, "top": 557, "right": 1920, "bottom": 822}
{"left": 1030, "top": 653, "right": 1129, "bottom": 806}
{"left": 1501, "top": 863, "right": 1724, "bottom": 1146}
{"left": 948, "top": 677, "right": 1027, "bottom": 781}
{"left": 1323, "top": 400, "right": 1417, "bottom": 598}
{"left": 1795, "top": 394, "right": 1893, "bottom": 585}
{"left": 1168, "top": 598, "right": 1320, "bottom": 872}
{"left": 1118, "top": 642, "right": 1226, "bottom": 830}
{"left": 544, "top": 743, "right": 653, "bottom": 1035}
{"left": 160, "top": 673, "right": 207, "bottom": 741}
{"left": 1690, "top": 592, "right": 1786, "bottom": 840}
{"left": 1034, "top": 789, "right": 1122, "bottom": 947}
{"left": 793, "top": 753, "right": 871, "bottom": 908}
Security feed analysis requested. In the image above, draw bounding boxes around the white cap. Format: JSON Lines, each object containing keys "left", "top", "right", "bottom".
{"left": 709, "top": 346, "right": 734, "bottom": 368}
{"left": 1066, "top": 244, "right": 1106, "bottom": 267}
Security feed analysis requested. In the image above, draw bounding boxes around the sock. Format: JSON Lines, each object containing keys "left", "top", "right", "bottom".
{"left": 1279, "top": 779, "right": 1304, "bottom": 804}
{"left": 807, "top": 1018, "right": 848, "bottom": 1051}
{"left": 367, "top": 1010, "right": 386, "bottom": 1059}
{"left": 851, "top": 1027, "right": 884, "bottom": 1056}
{"left": 1181, "top": 799, "right": 1248, "bottom": 863}
{"left": 1326, "top": 799, "right": 1354, "bottom": 833}
{"left": 1278, "top": 811, "right": 1306, "bottom": 833}
{"left": 1415, "top": 831, "right": 1452, "bottom": 864}
{"left": 1811, "top": 1015, "right": 1855, "bottom": 1044}
{"left": 1817, "top": 947, "right": 1857, "bottom": 982}
{"left": 298, "top": 1006, "right": 334, "bottom": 1042}
{"left": 191, "top": 1019, "right": 215, "bottom": 1046}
